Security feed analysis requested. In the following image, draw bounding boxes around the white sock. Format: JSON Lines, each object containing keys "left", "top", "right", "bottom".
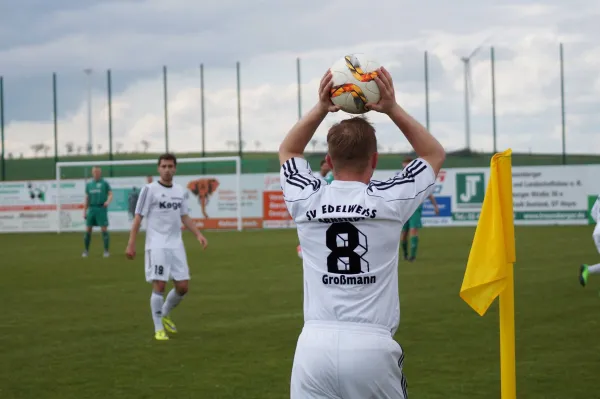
{"left": 150, "top": 291, "right": 165, "bottom": 332}
{"left": 162, "top": 289, "right": 185, "bottom": 317}
{"left": 588, "top": 263, "right": 600, "bottom": 274}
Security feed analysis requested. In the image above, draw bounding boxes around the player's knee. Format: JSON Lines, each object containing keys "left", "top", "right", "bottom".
{"left": 153, "top": 280, "right": 166, "bottom": 293}
{"left": 175, "top": 281, "right": 188, "bottom": 296}
{"left": 409, "top": 228, "right": 419, "bottom": 236}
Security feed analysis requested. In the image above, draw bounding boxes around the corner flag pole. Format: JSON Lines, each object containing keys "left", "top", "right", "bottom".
{"left": 459, "top": 148, "right": 517, "bottom": 398}
{"left": 499, "top": 263, "right": 516, "bottom": 398}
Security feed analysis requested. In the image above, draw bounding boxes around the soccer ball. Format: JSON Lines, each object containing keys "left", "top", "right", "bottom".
{"left": 329, "top": 54, "right": 381, "bottom": 114}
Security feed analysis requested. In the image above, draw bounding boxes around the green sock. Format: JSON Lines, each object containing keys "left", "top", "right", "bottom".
{"left": 102, "top": 231, "right": 109, "bottom": 251}
{"left": 84, "top": 232, "right": 91, "bottom": 251}
{"left": 410, "top": 236, "right": 419, "bottom": 258}
{"left": 401, "top": 240, "right": 408, "bottom": 258}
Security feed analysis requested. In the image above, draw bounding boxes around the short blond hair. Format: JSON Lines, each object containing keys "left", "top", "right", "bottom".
{"left": 327, "top": 117, "right": 377, "bottom": 171}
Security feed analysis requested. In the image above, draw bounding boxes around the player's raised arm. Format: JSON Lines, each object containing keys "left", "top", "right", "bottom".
{"left": 278, "top": 70, "right": 340, "bottom": 166}
{"left": 366, "top": 67, "right": 445, "bottom": 175}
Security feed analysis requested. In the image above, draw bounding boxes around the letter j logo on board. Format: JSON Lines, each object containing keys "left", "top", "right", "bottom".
{"left": 456, "top": 173, "right": 485, "bottom": 206}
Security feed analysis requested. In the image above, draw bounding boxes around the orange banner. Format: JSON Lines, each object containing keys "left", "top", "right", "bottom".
{"left": 262, "top": 191, "right": 291, "bottom": 221}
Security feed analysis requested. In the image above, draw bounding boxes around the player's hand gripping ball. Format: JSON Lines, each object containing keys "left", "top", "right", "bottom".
{"left": 329, "top": 54, "right": 381, "bottom": 114}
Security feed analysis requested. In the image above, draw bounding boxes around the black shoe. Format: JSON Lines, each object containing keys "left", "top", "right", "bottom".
{"left": 408, "top": 257, "right": 416, "bottom": 262}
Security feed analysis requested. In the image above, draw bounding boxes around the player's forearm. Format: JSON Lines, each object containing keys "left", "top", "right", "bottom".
{"left": 429, "top": 194, "right": 438, "bottom": 206}
{"left": 279, "top": 104, "right": 328, "bottom": 165}
{"left": 181, "top": 215, "right": 202, "bottom": 237}
{"left": 106, "top": 192, "right": 113, "bottom": 204}
{"left": 128, "top": 215, "right": 142, "bottom": 244}
{"left": 388, "top": 105, "right": 445, "bottom": 173}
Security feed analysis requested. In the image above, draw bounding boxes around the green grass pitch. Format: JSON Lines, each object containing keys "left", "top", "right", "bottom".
{"left": 1, "top": 226, "right": 599, "bottom": 398}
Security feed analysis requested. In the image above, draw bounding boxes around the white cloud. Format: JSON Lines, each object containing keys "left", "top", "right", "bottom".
{"left": 1, "top": 0, "right": 600, "bottom": 159}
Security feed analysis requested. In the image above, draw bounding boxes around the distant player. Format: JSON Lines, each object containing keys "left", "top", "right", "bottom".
{"left": 396, "top": 157, "right": 440, "bottom": 262}
{"left": 128, "top": 187, "right": 140, "bottom": 221}
{"left": 125, "top": 153, "right": 208, "bottom": 341}
{"left": 280, "top": 68, "right": 445, "bottom": 398}
{"left": 187, "top": 178, "right": 220, "bottom": 219}
{"left": 82, "top": 166, "right": 112, "bottom": 258}
{"left": 579, "top": 194, "right": 600, "bottom": 286}
{"left": 314, "top": 159, "right": 334, "bottom": 184}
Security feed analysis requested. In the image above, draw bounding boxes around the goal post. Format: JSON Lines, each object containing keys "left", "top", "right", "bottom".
{"left": 55, "top": 156, "right": 242, "bottom": 233}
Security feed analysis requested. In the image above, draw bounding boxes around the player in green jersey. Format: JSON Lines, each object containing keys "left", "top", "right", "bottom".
{"left": 315, "top": 159, "right": 334, "bottom": 183}
{"left": 398, "top": 158, "right": 439, "bottom": 261}
{"left": 83, "top": 166, "right": 113, "bottom": 257}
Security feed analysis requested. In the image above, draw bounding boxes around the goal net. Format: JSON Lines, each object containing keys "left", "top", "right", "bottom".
{"left": 54, "top": 156, "right": 242, "bottom": 233}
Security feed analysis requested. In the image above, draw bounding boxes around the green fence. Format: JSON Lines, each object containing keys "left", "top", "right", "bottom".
{"left": 3, "top": 151, "right": 600, "bottom": 181}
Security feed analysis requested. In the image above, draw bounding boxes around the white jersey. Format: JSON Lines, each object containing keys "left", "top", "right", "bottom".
{"left": 592, "top": 195, "right": 600, "bottom": 224}
{"left": 313, "top": 171, "right": 326, "bottom": 182}
{"left": 134, "top": 181, "right": 189, "bottom": 250}
{"left": 281, "top": 157, "right": 436, "bottom": 335}
{"left": 313, "top": 171, "right": 330, "bottom": 183}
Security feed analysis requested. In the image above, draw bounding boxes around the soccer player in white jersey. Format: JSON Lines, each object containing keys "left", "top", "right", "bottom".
{"left": 125, "top": 153, "right": 208, "bottom": 341}
{"left": 579, "top": 194, "right": 600, "bottom": 286}
{"left": 279, "top": 67, "right": 445, "bottom": 398}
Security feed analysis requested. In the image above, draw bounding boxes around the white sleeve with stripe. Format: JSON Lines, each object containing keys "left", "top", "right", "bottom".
{"left": 367, "top": 158, "right": 436, "bottom": 222}
{"left": 180, "top": 187, "right": 190, "bottom": 216}
{"left": 280, "top": 157, "right": 323, "bottom": 219}
{"left": 134, "top": 185, "right": 152, "bottom": 217}
{"left": 592, "top": 196, "right": 600, "bottom": 223}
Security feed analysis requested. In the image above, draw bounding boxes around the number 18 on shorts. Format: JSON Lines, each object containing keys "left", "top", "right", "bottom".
{"left": 145, "top": 248, "right": 190, "bottom": 282}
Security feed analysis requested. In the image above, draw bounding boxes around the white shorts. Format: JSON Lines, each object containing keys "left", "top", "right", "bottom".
{"left": 290, "top": 321, "right": 408, "bottom": 399}
{"left": 144, "top": 247, "right": 190, "bottom": 283}
{"left": 593, "top": 223, "right": 600, "bottom": 253}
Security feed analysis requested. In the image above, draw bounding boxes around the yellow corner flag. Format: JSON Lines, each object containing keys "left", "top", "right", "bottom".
{"left": 459, "top": 148, "right": 517, "bottom": 398}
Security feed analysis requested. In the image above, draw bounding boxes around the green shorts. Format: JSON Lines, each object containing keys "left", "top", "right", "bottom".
{"left": 86, "top": 206, "right": 109, "bottom": 227}
{"left": 402, "top": 207, "right": 423, "bottom": 231}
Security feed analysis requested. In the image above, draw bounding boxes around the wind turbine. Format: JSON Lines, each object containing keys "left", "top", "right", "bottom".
{"left": 460, "top": 38, "right": 489, "bottom": 152}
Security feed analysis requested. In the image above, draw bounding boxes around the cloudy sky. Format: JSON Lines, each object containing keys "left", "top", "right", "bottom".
{"left": 1, "top": 0, "right": 599, "bottom": 158}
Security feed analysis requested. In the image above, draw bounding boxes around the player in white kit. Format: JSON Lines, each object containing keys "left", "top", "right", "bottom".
{"left": 579, "top": 195, "right": 600, "bottom": 286}
{"left": 125, "top": 153, "right": 208, "bottom": 341}
{"left": 280, "top": 68, "right": 445, "bottom": 398}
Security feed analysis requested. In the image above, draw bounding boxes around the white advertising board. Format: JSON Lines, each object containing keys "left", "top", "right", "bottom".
{"left": 0, "top": 164, "right": 597, "bottom": 233}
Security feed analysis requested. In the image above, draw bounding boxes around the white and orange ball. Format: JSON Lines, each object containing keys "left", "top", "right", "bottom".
{"left": 329, "top": 54, "right": 381, "bottom": 114}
